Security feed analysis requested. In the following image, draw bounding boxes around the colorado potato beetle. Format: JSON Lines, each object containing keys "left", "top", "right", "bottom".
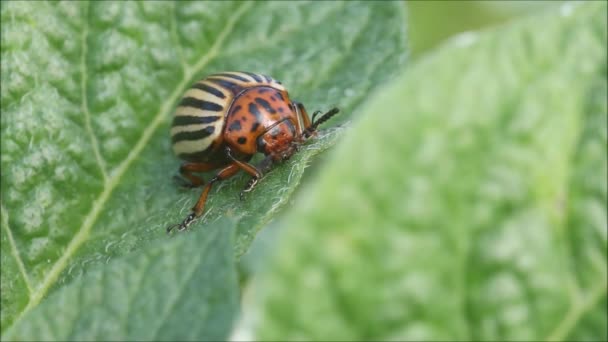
{"left": 167, "top": 71, "right": 339, "bottom": 233}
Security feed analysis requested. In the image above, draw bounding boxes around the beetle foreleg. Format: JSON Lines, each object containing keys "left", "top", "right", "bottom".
{"left": 224, "top": 147, "right": 267, "bottom": 200}
{"left": 225, "top": 147, "right": 262, "bottom": 179}
{"left": 239, "top": 155, "right": 274, "bottom": 200}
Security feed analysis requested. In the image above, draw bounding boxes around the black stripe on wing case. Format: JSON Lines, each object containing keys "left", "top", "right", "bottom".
{"left": 214, "top": 72, "right": 250, "bottom": 82}
{"left": 171, "top": 126, "right": 216, "bottom": 143}
{"left": 192, "top": 83, "right": 226, "bottom": 99}
{"left": 242, "top": 72, "right": 264, "bottom": 83}
{"left": 172, "top": 115, "right": 221, "bottom": 126}
{"left": 178, "top": 97, "right": 223, "bottom": 111}
{"left": 207, "top": 78, "right": 242, "bottom": 94}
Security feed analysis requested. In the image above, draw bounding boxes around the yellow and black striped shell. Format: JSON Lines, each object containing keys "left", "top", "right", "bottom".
{"left": 171, "top": 71, "right": 286, "bottom": 162}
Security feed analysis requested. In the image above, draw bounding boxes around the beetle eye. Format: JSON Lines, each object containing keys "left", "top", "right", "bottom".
{"left": 256, "top": 136, "right": 267, "bottom": 154}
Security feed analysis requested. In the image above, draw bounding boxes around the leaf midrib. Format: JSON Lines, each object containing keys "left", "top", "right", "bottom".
{"left": 8, "top": 0, "right": 253, "bottom": 329}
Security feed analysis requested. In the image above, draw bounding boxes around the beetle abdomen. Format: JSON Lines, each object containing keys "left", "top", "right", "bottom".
{"left": 171, "top": 71, "right": 285, "bottom": 162}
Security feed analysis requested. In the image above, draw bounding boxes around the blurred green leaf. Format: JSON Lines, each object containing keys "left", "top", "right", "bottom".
{"left": 407, "top": 0, "right": 562, "bottom": 57}
{"left": 3, "top": 219, "right": 238, "bottom": 341}
{"left": 0, "top": 0, "right": 407, "bottom": 334}
{"left": 251, "top": 2, "right": 607, "bottom": 341}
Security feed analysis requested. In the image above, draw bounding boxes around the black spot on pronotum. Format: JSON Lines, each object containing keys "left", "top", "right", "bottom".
{"left": 248, "top": 103, "right": 262, "bottom": 121}
{"left": 230, "top": 105, "right": 242, "bottom": 116}
{"left": 257, "top": 88, "right": 270, "bottom": 93}
{"left": 276, "top": 92, "right": 285, "bottom": 102}
{"left": 228, "top": 120, "right": 242, "bottom": 132}
{"left": 179, "top": 97, "right": 223, "bottom": 111}
{"left": 237, "top": 137, "right": 247, "bottom": 144}
{"left": 278, "top": 107, "right": 285, "bottom": 113}
{"left": 255, "top": 98, "right": 276, "bottom": 114}
{"left": 270, "top": 96, "right": 277, "bottom": 102}
{"left": 251, "top": 122, "right": 260, "bottom": 132}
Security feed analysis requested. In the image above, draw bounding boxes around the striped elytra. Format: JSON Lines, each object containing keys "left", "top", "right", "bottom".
{"left": 171, "top": 71, "right": 285, "bottom": 162}
{"left": 166, "top": 71, "right": 340, "bottom": 233}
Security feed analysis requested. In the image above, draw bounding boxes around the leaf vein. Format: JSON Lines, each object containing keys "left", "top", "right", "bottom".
{"left": 80, "top": 2, "right": 108, "bottom": 182}
{"left": 218, "top": 1, "right": 346, "bottom": 59}
{"left": 0, "top": 203, "right": 33, "bottom": 295}
{"left": 545, "top": 278, "right": 608, "bottom": 341}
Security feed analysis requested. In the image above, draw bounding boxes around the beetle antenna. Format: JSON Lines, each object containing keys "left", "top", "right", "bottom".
{"left": 304, "top": 107, "right": 339, "bottom": 137}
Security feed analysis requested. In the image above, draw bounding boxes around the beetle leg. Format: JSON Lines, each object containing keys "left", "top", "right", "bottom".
{"left": 167, "top": 163, "right": 241, "bottom": 234}
{"left": 224, "top": 147, "right": 265, "bottom": 200}
{"left": 240, "top": 155, "right": 275, "bottom": 200}
{"left": 175, "top": 162, "right": 220, "bottom": 188}
{"left": 224, "top": 147, "right": 261, "bottom": 178}
{"left": 191, "top": 164, "right": 240, "bottom": 216}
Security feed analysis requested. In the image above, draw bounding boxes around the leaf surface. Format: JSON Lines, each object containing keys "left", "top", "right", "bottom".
{"left": 0, "top": 0, "right": 407, "bottom": 332}
{"left": 3, "top": 219, "right": 238, "bottom": 341}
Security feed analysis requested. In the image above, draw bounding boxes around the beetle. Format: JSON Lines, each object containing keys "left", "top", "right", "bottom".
{"left": 167, "top": 71, "right": 339, "bottom": 233}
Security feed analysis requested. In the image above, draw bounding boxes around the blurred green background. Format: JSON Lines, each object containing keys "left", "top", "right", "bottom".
{"left": 408, "top": 1, "right": 563, "bottom": 57}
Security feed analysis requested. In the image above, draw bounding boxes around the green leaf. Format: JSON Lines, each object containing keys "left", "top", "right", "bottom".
{"left": 0, "top": 0, "right": 407, "bottom": 332}
{"left": 250, "top": 2, "right": 607, "bottom": 341}
{"left": 3, "top": 218, "right": 238, "bottom": 341}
